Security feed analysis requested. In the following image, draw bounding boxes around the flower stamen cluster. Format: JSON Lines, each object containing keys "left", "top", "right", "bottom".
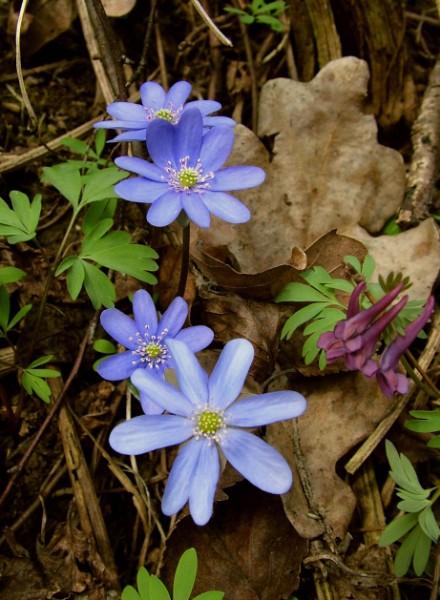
{"left": 129, "top": 326, "right": 170, "bottom": 369}
{"left": 193, "top": 408, "right": 226, "bottom": 442}
{"left": 147, "top": 106, "right": 182, "bottom": 124}
{"left": 165, "top": 157, "right": 214, "bottom": 194}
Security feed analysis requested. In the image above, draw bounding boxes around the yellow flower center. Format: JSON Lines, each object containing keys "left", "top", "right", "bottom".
{"left": 197, "top": 410, "right": 224, "bottom": 436}
{"left": 144, "top": 342, "right": 163, "bottom": 359}
{"left": 155, "top": 108, "right": 175, "bottom": 122}
{"left": 178, "top": 168, "right": 199, "bottom": 189}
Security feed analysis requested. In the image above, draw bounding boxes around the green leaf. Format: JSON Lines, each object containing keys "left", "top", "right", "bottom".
{"left": 418, "top": 507, "right": 440, "bottom": 542}
{"left": 121, "top": 585, "right": 142, "bottom": 600}
{"left": 95, "top": 129, "right": 106, "bottom": 157}
{"left": 0, "top": 266, "right": 26, "bottom": 285}
{"left": 173, "top": 547, "right": 197, "bottom": 600}
{"left": 344, "top": 255, "right": 362, "bottom": 273}
{"left": 0, "top": 286, "right": 10, "bottom": 331}
{"left": 412, "top": 526, "right": 432, "bottom": 576}
{"left": 28, "top": 355, "right": 54, "bottom": 368}
{"left": 361, "top": 255, "right": 375, "bottom": 280}
{"left": 27, "top": 368, "right": 60, "bottom": 378}
{"left": 394, "top": 526, "right": 419, "bottom": 577}
{"left": 42, "top": 165, "right": 82, "bottom": 208}
{"left": 318, "top": 350, "right": 327, "bottom": 370}
{"left": 224, "top": 6, "right": 248, "bottom": 16}
{"left": 83, "top": 262, "right": 115, "bottom": 309}
{"left": 397, "top": 498, "right": 430, "bottom": 513}
{"left": 323, "top": 279, "right": 354, "bottom": 293}
{"left": 192, "top": 593, "right": 224, "bottom": 600}
{"left": 21, "top": 372, "right": 52, "bottom": 403}
{"left": 378, "top": 512, "right": 418, "bottom": 546}
{"left": 83, "top": 198, "right": 117, "bottom": 234}
{"left": 55, "top": 256, "right": 77, "bottom": 276}
{"left": 303, "top": 332, "right": 321, "bottom": 364}
{"left": 93, "top": 339, "right": 117, "bottom": 354}
{"left": 405, "top": 409, "right": 440, "bottom": 433}
{"left": 81, "top": 167, "right": 126, "bottom": 206}
{"left": 239, "top": 13, "right": 255, "bottom": 23}
{"left": 66, "top": 259, "right": 85, "bottom": 300}
{"left": 383, "top": 218, "right": 401, "bottom": 236}
{"left": 148, "top": 575, "right": 171, "bottom": 600}
{"left": 61, "top": 137, "right": 91, "bottom": 155}
{"left": 276, "top": 282, "right": 330, "bottom": 303}
{"left": 427, "top": 436, "right": 440, "bottom": 449}
{"left": 256, "top": 14, "right": 284, "bottom": 30}
{"left": 136, "top": 566, "right": 150, "bottom": 600}
{"left": 385, "top": 440, "right": 425, "bottom": 494}
{"left": 280, "top": 303, "right": 328, "bottom": 339}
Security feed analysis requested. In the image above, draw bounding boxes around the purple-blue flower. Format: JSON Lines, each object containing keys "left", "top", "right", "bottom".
{"left": 96, "top": 289, "right": 213, "bottom": 414}
{"left": 114, "top": 108, "right": 266, "bottom": 228}
{"left": 318, "top": 283, "right": 407, "bottom": 376}
{"left": 374, "top": 296, "right": 434, "bottom": 397}
{"left": 109, "top": 338, "right": 307, "bottom": 525}
{"left": 94, "top": 80, "right": 235, "bottom": 143}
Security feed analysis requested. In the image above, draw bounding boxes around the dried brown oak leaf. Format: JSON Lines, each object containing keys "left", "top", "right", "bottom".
{"left": 198, "top": 57, "right": 404, "bottom": 273}
{"left": 267, "top": 373, "right": 391, "bottom": 540}
{"left": 163, "top": 484, "right": 307, "bottom": 600}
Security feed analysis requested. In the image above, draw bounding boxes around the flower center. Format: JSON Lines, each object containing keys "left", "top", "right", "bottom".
{"left": 129, "top": 326, "right": 170, "bottom": 369}
{"left": 155, "top": 108, "right": 175, "bottom": 123}
{"left": 165, "top": 156, "right": 214, "bottom": 194}
{"left": 193, "top": 409, "right": 225, "bottom": 442}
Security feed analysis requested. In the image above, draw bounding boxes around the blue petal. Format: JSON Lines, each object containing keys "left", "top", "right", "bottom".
{"left": 100, "top": 308, "right": 137, "bottom": 348}
{"left": 220, "top": 429, "right": 292, "bottom": 494}
{"left": 182, "top": 193, "right": 211, "bottom": 228}
{"left": 208, "top": 339, "right": 254, "bottom": 409}
{"left": 96, "top": 352, "right": 134, "bottom": 381}
{"left": 131, "top": 368, "right": 194, "bottom": 416}
{"left": 174, "top": 326, "right": 214, "bottom": 352}
{"left": 147, "top": 190, "right": 182, "bottom": 226}
{"left": 157, "top": 297, "right": 188, "bottom": 336}
{"left": 140, "top": 81, "right": 166, "bottom": 110}
{"left": 225, "top": 391, "right": 307, "bottom": 427}
{"left": 184, "top": 100, "right": 221, "bottom": 115}
{"left": 107, "top": 101, "right": 147, "bottom": 121}
{"left": 147, "top": 120, "right": 176, "bottom": 167}
{"left": 201, "top": 191, "right": 250, "bottom": 224}
{"left": 202, "top": 116, "right": 236, "bottom": 127}
{"left": 199, "top": 127, "right": 234, "bottom": 171}
{"left": 115, "top": 178, "right": 168, "bottom": 204}
{"left": 108, "top": 129, "right": 148, "bottom": 143}
{"left": 162, "top": 438, "right": 202, "bottom": 516}
{"left": 210, "top": 166, "right": 266, "bottom": 191}
{"left": 174, "top": 109, "right": 203, "bottom": 166}
{"left": 115, "top": 157, "right": 164, "bottom": 181}
{"left": 166, "top": 339, "right": 209, "bottom": 406}
{"left": 165, "top": 81, "right": 192, "bottom": 109}
{"left": 109, "top": 415, "right": 193, "bottom": 455}
{"left": 189, "top": 440, "right": 220, "bottom": 525}
{"left": 93, "top": 119, "right": 148, "bottom": 129}
{"left": 139, "top": 391, "right": 164, "bottom": 415}
{"left": 132, "top": 289, "right": 158, "bottom": 333}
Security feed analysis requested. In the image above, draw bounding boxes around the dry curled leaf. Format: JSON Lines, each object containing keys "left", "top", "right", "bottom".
{"left": 163, "top": 484, "right": 308, "bottom": 600}
{"left": 101, "top": 0, "right": 136, "bottom": 17}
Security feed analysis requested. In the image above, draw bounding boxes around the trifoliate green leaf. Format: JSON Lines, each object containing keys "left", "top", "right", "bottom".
{"left": 148, "top": 575, "right": 170, "bottom": 600}
{"left": 0, "top": 191, "right": 41, "bottom": 243}
{"left": 136, "top": 566, "right": 150, "bottom": 600}
{"left": 0, "top": 267, "right": 26, "bottom": 285}
{"left": 394, "top": 526, "right": 419, "bottom": 577}
{"left": 406, "top": 409, "right": 440, "bottom": 433}
{"left": 276, "top": 282, "right": 330, "bottom": 303}
{"left": 93, "top": 339, "right": 117, "bottom": 354}
{"left": 81, "top": 167, "right": 127, "bottom": 205}
{"left": 379, "top": 513, "right": 418, "bottom": 546}
{"left": 280, "top": 303, "right": 328, "bottom": 339}
{"left": 343, "top": 255, "right": 362, "bottom": 273}
{"left": 418, "top": 507, "right": 440, "bottom": 543}
{"left": 66, "top": 259, "right": 85, "bottom": 300}
{"left": 42, "top": 164, "right": 82, "bottom": 209}
{"left": 95, "top": 129, "right": 106, "bottom": 157}
{"left": 173, "top": 547, "right": 197, "bottom": 600}
{"left": 83, "top": 262, "right": 115, "bottom": 309}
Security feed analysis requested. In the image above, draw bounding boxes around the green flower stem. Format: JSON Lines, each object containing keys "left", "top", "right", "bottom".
{"left": 177, "top": 220, "right": 190, "bottom": 298}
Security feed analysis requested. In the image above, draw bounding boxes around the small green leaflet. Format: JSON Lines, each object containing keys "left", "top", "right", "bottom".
{"left": 21, "top": 355, "right": 60, "bottom": 404}
{"left": 0, "top": 191, "right": 41, "bottom": 243}
{"left": 405, "top": 409, "right": 440, "bottom": 448}
{"left": 0, "top": 286, "right": 32, "bottom": 337}
{"left": 173, "top": 548, "right": 197, "bottom": 600}
{"left": 225, "top": 0, "right": 286, "bottom": 31}
{"left": 0, "top": 266, "right": 26, "bottom": 285}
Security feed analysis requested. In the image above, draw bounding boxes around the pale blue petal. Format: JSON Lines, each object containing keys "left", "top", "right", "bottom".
{"left": 96, "top": 352, "right": 134, "bottom": 381}
{"left": 147, "top": 190, "right": 182, "bottom": 227}
{"left": 115, "top": 157, "right": 164, "bottom": 181}
{"left": 184, "top": 100, "right": 221, "bottom": 115}
{"left": 208, "top": 339, "right": 254, "bottom": 409}
{"left": 147, "top": 120, "right": 176, "bottom": 167}
{"left": 182, "top": 193, "right": 211, "bottom": 228}
{"left": 109, "top": 415, "right": 192, "bottom": 455}
{"left": 132, "top": 289, "right": 158, "bottom": 333}
{"left": 94, "top": 119, "right": 147, "bottom": 130}
{"left": 131, "top": 368, "right": 194, "bottom": 416}
{"left": 140, "top": 81, "right": 166, "bottom": 110}
{"left": 107, "top": 101, "right": 147, "bottom": 121}
{"left": 199, "top": 127, "right": 234, "bottom": 171}
{"left": 100, "top": 308, "right": 137, "bottom": 348}
{"left": 189, "top": 440, "right": 220, "bottom": 525}
{"left": 174, "top": 326, "right": 214, "bottom": 352}
{"left": 108, "top": 129, "right": 148, "bottom": 143}
{"left": 220, "top": 429, "right": 292, "bottom": 494}
{"left": 174, "top": 109, "right": 203, "bottom": 166}
{"left": 165, "top": 81, "right": 192, "bottom": 109}
{"left": 139, "top": 391, "right": 164, "bottom": 415}
{"left": 225, "top": 391, "right": 307, "bottom": 427}
{"left": 162, "top": 438, "right": 202, "bottom": 516}
{"left": 201, "top": 191, "right": 250, "bottom": 224}
{"left": 157, "top": 297, "right": 188, "bottom": 336}
{"left": 210, "top": 166, "right": 266, "bottom": 191}
{"left": 166, "top": 339, "right": 209, "bottom": 405}
{"left": 202, "top": 116, "right": 236, "bottom": 127}
{"left": 115, "top": 178, "right": 168, "bottom": 204}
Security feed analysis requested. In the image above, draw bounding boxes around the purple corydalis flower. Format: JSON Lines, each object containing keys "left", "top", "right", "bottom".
{"left": 109, "top": 338, "right": 307, "bottom": 526}
{"left": 114, "top": 108, "right": 265, "bottom": 228}
{"left": 94, "top": 80, "right": 235, "bottom": 142}
{"left": 375, "top": 296, "right": 434, "bottom": 397}
{"left": 96, "top": 289, "right": 213, "bottom": 414}
{"left": 318, "top": 282, "right": 407, "bottom": 374}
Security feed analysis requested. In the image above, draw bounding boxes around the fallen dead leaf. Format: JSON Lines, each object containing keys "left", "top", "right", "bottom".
{"left": 102, "top": 0, "right": 136, "bottom": 17}
{"left": 163, "top": 484, "right": 308, "bottom": 600}
{"left": 267, "top": 373, "right": 392, "bottom": 540}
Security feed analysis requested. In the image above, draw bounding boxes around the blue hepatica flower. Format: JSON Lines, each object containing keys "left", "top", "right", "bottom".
{"left": 96, "top": 289, "right": 213, "bottom": 414}
{"left": 94, "top": 80, "right": 235, "bottom": 143}
{"left": 109, "top": 338, "right": 307, "bottom": 525}
{"left": 114, "top": 108, "right": 266, "bottom": 228}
